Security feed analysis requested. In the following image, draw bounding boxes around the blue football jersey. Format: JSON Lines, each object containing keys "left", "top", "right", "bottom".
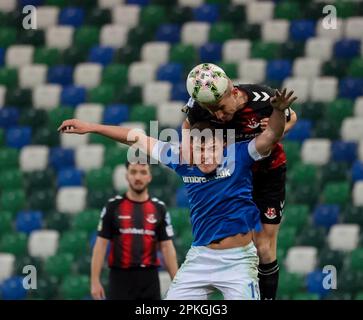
{"left": 152, "top": 139, "right": 264, "bottom": 246}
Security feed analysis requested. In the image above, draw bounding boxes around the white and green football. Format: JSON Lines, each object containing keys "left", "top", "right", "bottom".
{"left": 186, "top": 63, "right": 229, "bottom": 105}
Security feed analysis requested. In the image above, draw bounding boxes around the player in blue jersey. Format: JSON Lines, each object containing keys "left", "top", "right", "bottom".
{"left": 58, "top": 88, "right": 296, "bottom": 300}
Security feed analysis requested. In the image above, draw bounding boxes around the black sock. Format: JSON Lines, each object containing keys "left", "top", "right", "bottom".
{"left": 258, "top": 260, "right": 279, "bottom": 300}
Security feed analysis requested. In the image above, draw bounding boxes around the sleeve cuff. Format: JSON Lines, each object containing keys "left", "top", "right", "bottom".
{"left": 248, "top": 138, "right": 271, "bottom": 161}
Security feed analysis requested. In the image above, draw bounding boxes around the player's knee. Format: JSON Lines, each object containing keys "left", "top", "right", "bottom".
{"left": 256, "top": 240, "right": 272, "bottom": 260}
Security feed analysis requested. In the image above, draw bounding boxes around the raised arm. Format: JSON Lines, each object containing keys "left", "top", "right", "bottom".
{"left": 58, "top": 120, "right": 159, "bottom": 157}
{"left": 255, "top": 89, "right": 297, "bottom": 156}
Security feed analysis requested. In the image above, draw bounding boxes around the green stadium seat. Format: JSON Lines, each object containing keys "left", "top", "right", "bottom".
{"left": 209, "top": 23, "right": 235, "bottom": 43}
{"left": 88, "top": 85, "right": 115, "bottom": 104}
{"left": 32, "top": 126, "right": 60, "bottom": 147}
{"left": 303, "top": 2, "right": 325, "bottom": 20}
{"left": 282, "top": 204, "right": 309, "bottom": 229}
{"left": 45, "top": 211, "right": 71, "bottom": 233}
{"left": 61, "top": 275, "right": 90, "bottom": 300}
{"left": 325, "top": 292, "right": 353, "bottom": 300}
{"left": 72, "top": 209, "right": 99, "bottom": 235}
{"left": 275, "top": 1, "right": 302, "bottom": 20}
{"left": 0, "top": 68, "right": 18, "bottom": 88}
{"left": 220, "top": 5, "right": 245, "bottom": 24}
{"left": 29, "top": 276, "right": 59, "bottom": 300}
{"left": 323, "top": 182, "right": 350, "bottom": 205}
{"left": 0, "top": 211, "right": 13, "bottom": 234}
{"left": 300, "top": 102, "right": 327, "bottom": 123}
{"left": 72, "top": 0, "right": 97, "bottom": 8}
{"left": 218, "top": 63, "right": 238, "bottom": 79}
{"left": 0, "top": 28, "right": 17, "bottom": 47}
{"left": 140, "top": 5, "right": 167, "bottom": 29}
{"left": 85, "top": 8, "right": 111, "bottom": 27}
{"left": 335, "top": 1, "right": 357, "bottom": 18}
{"left": 45, "top": 253, "right": 74, "bottom": 279}
{"left": 48, "top": 107, "right": 74, "bottom": 128}
{"left": 85, "top": 167, "right": 113, "bottom": 190}
{"left": 343, "top": 206, "right": 363, "bottom": 226}
{"left": 149, "top": 186, "right": 174, "bottom": 207}
{"left": 348, "top": 58, "right": 363, "bottom": 77}
{"left": 0, "top": 190, "right": 26, "bottom": 213}
{"left": 28, "top": 189, "right": 55, "bottom": 212}
{"left": 350, "top": 248, "right": 363, "bottom": 272}
{"left": 102, "top": 64, "right": 128, "bottom": 87}
{"left": 326, "top": 99, "right": 354, "bottom": 125}
{"left": 87, "top": 188, "right": 115, "bottom": 209}
{"left": 5, "top": 88, "right": 32, "bottom": 107}
{"left": 322, "top": 59, "right": 347, "bottom": 78}
{"left": 130, "top": 105, "right": 156, "bottom": 125}
{"left": 0, "top": 11, "right": 22, "bottom": 28}
{"left": 289, "top": 163, "right": 318, "bottom": 186}
{"left": 283, "top": 141, "right": 301, "bottom": 168}
{"left": 169, "top": 6, "right": 193, "bottom": 24}
{"left": 278, "top": 227, "right": 297, "bottom": 251}
{"left": 292, "top": 293, "right": 319, "bottom": 300}
{"left": 25, "top": 169, "right": 55, "bottom": 193}
{"left": 169, "top": 208, "right": 191, "bottom": 235}
{"left": 278, "top": 271, "right": 304, "bottom": 296}
{"left": 297, "top": 226, "right": 327, "bottom": 248}
{"left": 58, "top": 231, "right": 89, "bottom": 256}
{"left": 76, "top": 253, "right": 92, "bottom": 275}
{"left": 62, "top": 46, "right": 88, "bottom": 65}
{"left": 170, "top": 44, "right": 197, "bottom": 66}
{"left": 236, "top": 24, "right": 261, "bottom": 41}
{"left": 0, "top": 169, "right": 23, "bottom": 191}
{"left": 89, "top": 134, "right": 115, "bottom": 147}
{"left": 0, "top": 129, "right": 4, "bottom": 146}
{"left": 45, "top": 0, "right": 69, "bottom": 7}
{"left": 19, "top": 109, "right": 47, "bottom": 129}
{"left": 34, "top": 47, "right": 61, "bottom": 66}
{"left": 117, "top": 44, "right": 141, "bottom": 64}
{"left": 290, "top": 184, "right": 319, "bottom": 207}
{"left": 117, "top": 86, "right": 142, "bottom": 105}
{"left": 313, "top": 119, "right": 340, "bottom": 140}
{"left": 74, "top": 26, "right": 100, "bottom": 48}
{"left": 251, "top": 41, "right": 281, "bottom": 60}
{"left": 318, "top": 248, "right": 345, "bottom": 270}
{"left": 0, "top": 147, "right": 19, "bottom": 171}
{"left": 104, "top": 146, "right": 128, "bottom": 168}
{"left": 338, "top": 272, "right": 363, "bottom": 294}
{"left": 280, "top": 41, "right": 305, "bottom": 59}
{"left": 0, "top": 232, "right": 27, "bottom": 256}
{"left": 18, "top": 30, "right": 45, "bottom": 46}
{"left": 320, "top": 162, "right": 349, "bottom": 185}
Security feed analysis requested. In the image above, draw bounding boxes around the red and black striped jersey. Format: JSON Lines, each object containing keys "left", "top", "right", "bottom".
{"left": 185, "top": 84, "right": 292, "bottom": 172}
{"left": 97, "top": 194, "right": 174, "bottom": 269}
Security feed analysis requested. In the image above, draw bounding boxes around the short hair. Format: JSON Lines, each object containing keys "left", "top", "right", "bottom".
{"left": 125, "top": 160, "right": 151, "bottom": 172}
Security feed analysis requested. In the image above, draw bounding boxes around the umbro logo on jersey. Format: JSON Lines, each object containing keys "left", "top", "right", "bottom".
{"left": 252, "top": 91, "right": 270, "bottom": 102}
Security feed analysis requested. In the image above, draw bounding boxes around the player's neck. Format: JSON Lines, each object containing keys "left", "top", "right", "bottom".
{"left": 236, "top": 89, "right": 248, "bottom": 110}
{"left": 126, "top": 189, "right": 149, "bottom": 202}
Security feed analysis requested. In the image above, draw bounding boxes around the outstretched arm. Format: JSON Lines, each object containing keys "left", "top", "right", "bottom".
{"left": 255, "top": 88, "right": 297, "bottom": 156}
{"left": 58, "top": 120, "right": 158, "bottom": 157}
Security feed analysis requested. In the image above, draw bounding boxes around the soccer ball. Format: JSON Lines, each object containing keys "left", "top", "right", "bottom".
{"left": 186, "top": 63, "right": 229, "bottom": 105}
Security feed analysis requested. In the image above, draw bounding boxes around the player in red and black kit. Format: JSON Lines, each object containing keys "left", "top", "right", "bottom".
{"left": 182, "top": 81, "right": 297, "bottom": 300}
{"left": 90, "top": 162, "right": 178, "bottom": 300}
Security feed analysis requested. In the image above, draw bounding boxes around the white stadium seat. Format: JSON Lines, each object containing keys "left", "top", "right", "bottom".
{"left": 345, "top": 17, "right": 363, "bottom": 39}
{"left": 262, "top": 20, "right": 289, "bottom": 43}
{"left": 56, "top": 187, "right": 87, "bottom": 215}
{"left": 61, "top": 132, "right": 89, "bottom": 148}
{"left": 353, "top": 182, "right": 363, "bottom": 206}
{"left": 0, "top": 253, "right": 15, "bottom": 282}
{"left": 305, "top": 38, "right": 333, "bottom": 61}
{"left": 181, "top": 22, "right": 210, "bottom": 47}
{"left": 0, "top": 0, "right": 16, "bottom": 12}
{"left": 5, "top": 45, "right": 34, "bottom": 68}
{"left": 75, "top": 103, "right": 104, "bottom": 123}
{"left": 328, "top": 224, "right": 360, "bottom": 252}
{"left": 112, "top": 5, "right": 140, "bottom": 28}
{"left": 293, "top": 58, "right": 322, "bottom": 78}
{"left": 20, "top": 146, "right": 49, "bottom": 172}
{"left": 285, "top": 246, "right": 318, "bottom": 274}
{"left": 178, "top": 0, "right": 204, "bottom": 7}
{"left": 36, "top": 6, "right": 60, "bottom": 29}
{"left": 99, "top": 0, "right": 124, "bottom": 8}
{"left": 359, "top": 141, "right": 363, "bottom": 162}
{"left": 113, "top": 164, "right": 128, "bottom": 191}
{"left": 28, "top": 230, "right": 60, "bottom": 259}
{"left": 222, "top": 39, "right": 251, "bottom": 63}
{"left": 354, "top": 97, "right": 363, "bottom": 117}
{"left": 19, "top": 64, "right": 47, "bottom": 89}
{"left": 0, "top": 86, "right": 6, "bottom": 107}
{"left": 75, "top": 145, "right": 105, "bottom": 171}
{"left": 46, "top": 26, "right": 74, "bottom": 49}
{"left": 301, "top": 139, "right": 331, "bottom": 165}
{"left": 246, "top": 1, "right": 274, "bottom": 24}
{"left": 310, "top": 77, "right": 337, "bottom": 102}
{"left": 74, "top": 63, "right": 102, "bottom": 89}
{"left": 118, "top": 122, "right": 146, "bottom": 134}
{"left": 316, "top": 18, "right": 344, "bottom": 40}
{"left": 232, "top": 0, "right": 255, "bottom": 4}
{"left": 282, "top": 77, "right": 309, "bottom": 103}
{"left": 141, "top": 42, "right": 170, "bottom": 66}
{"left": 32, "top": 84, "right": 61, "bottom": 110}
{"left": 341, "top": 118, "right": 363, "bottom": 142}
{"left": 128, "top": 62, "right": 157, "bottom": 86}
{"left": 143, "top": 81, "right": 171, "bottom": 105}
{"left": 100, "top": 24, "right": 128, "bottom": 49}
{"left": 238, "top": 59, "right": 266, "bottom": 83}
{"left": 157, "top": 101, "right": 186, "bottom": 127}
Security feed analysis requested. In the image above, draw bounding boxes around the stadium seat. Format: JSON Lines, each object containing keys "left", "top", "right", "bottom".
{"left": 73, "top": 63, "right": 102, "bottom": 89}
{"left": 323, "top": 182, "right": 350, "bottom": 206}
{"left": 282, "top": 204, "right": 309, "bottom": 229}
{"left": 127, "top": 26, "right": 153, "bottom": 48}
{"left": 193, "top": 4, "right": 219, "bottom": 23}
{"left": 28, "top": 230, "right": 59, "bottom": 259}
{"left": 74, "top": 26, "right": 100, "bottom": 49}
{"left": 25, "top": 169, "right": 55, "bottom": 193}
{"left": 61, "top": 275, "right": 89, "bottom": 300}
{"left": 251, "top": 41, "right": 281, "bottom": 60}
{"left": 266, "top": 60, "right": 291, "bottom": 82}
{"left": 85, "top": 7, "right": 111, "bottom": 26}
{"left": 19, "top": 65, "right": 47, "bottom": 89}
{"left": 75, "top": 145, "right": 104, "bottom": 171}
{"left": 290, "top": 20, "right": 315, "bottom": 41}
{"left": 49, "top": 147, "right": 75, "bottom": 172}
{"left": 102, "top": 104, "right": 129, "bottom": 125}
{"left": 112, "top": 5, "right": 140, "bottom": 27}
{"left": 285, "top": 246, "right": 317, "bottom": 274}
{"left": 117, "top": 85, "right": 141, "bottom": 105}
{"left": 130, "top": 104, "right": 156, "bottom": 125}
{"left": 58, "top": 230, "right": 88, "bottom": 256}
{"left": 102, "top": 64, "right": 128, "bottom": 86}
{"left": 59, "top": 7, "right": 84, "bottom": 28}
{"left": 306, "top": 270, "right": 330, "bottom": 297}
{"left": 48, "top": 65, "right": 74, "bottom": 86}
{"left": 87, "top": 187, "right": 115, "bottom": 209}
{"left": 345, "top": 17, "right": 363, "bottom": 39}
{"left": 199, "top": 43, "right": 222, "bottom": 63}
{"left": 157, "top": 101, "right": 185, "bottom": 127}
{"left": 44, "top": 253, "right": 74, "bottom": 279}
{"left": 0, "top": 276, "right": 27, "bottom": 300}
{"left": 61, "top": 131, "right": 88, "bottom": 148}
{"left": 88, "top": 84, "right": 115, "bottom": 104}
{"left": 353, "top": 182, "right": 363, "bottom": 206}
{"left": 328, "top": 224, "right": 360, "bottom": 251}
{"left": 46, "top": 26, "right": 74, "bottom": 49}
{"left": 322, "top": 59, "right": 347, "bottom": 78}
{"left": 0, "top": 168, "right": 22, "bottom": 191}
{"left": 341, "top": 118, "right": 363, "bottom": 142}
{"left": 222, "top": 40, "right": 251, "bottom": 64}
{"left": 75, "top": 103, "right": 103, "bottom": 124}
{"left": 348, "top": 58, "right": 363, "bottom": 78}
{"left": 278, "top": 226, "right": 297, "bottom": 251}
{"left": 156, "top": 24, "right": 181, "bottom": 44}
{"left": 0, "top": 107, "right": 19, "bottom": 128}
{"left": 0, "top": 67, "right": 18, "bottom": 88}
{"left": 100, "top": 24, "right": 128, "bottom": 50}
{"left": 334, "top": 39, "right": 360, "bottom": 59}
{"left": 209, "top": 23, "right": 235, "bottom": 43}
{"left": 128, "top": 62, "right": 156, "bottom": 86}
{"left": 86, "top": 167, "right": 113, "bottom": 190}
{"left": 141, "top": 42, "right": 170, "bottom": 66}
{"left": 262, "top": 20, "right": 289, "bottom": 43}
{"left": 157, "top": 63, "right": 183, "bottom": 83}
{"left": 72, "top": 209, "right": 99, "bottom": 234}
{"left": 331, "top": 141, "right": 357, "bottom": 163}
{"left": 0, "top": 232, "right": 27, "bottom": 256}
{"left": 350, "top": 248, "right": 363, "bottom": 272}
{"left": 19, "top": 108, "right": 47, "bottom": 129}
{"left": 301, "top": 139, "right": 331, "bottom": 165}
{"left": 339, "top": 78, "right": 363, "bottom": 99}
{"left": 285, "top": 120, "right": 312, "bottom": 142}
{"left": 143, "top": 81, "right": 171, "bottom": 105}
{"left": 179, "top": 0, "right": 203, "bottom": 7}
{"left": 61, "top": 85, "right": 86, "bottom": 106}
{"left": 238, "top": 59, "right": 266, "bottom": 83}
{"left": 88, "top": 46, "right": 115, "bottom": 66}
{"left": 293, "top": 58, "right": 321, "bottom": 79}
{"left": 338, "top": 272, "right": 363, "bottom": 295}
{"left": 352, "top": 161, "right": 363, "bottom": 183}
{"left": 113, "top": 164, "right": 128, "bottom": 191}
{"left": 278, "top": 271, "right": 304, "bottom": 296}
{"left": 6, "top": 127, "right": 32, "bottom": 149}
{"left": 313, "top": 205, "right": 339, "bottom": 229}
{"left": 0, "top": 86, "right": 5, "bottom": 107}
{"left": 56, "top": 186, "right": 87, "bottom": 215}
{"left": 327, "top": 99, "right": 354, "bottom": 125}
{"left": 5, "top": 45, "right": 34, "bottom": 68}
{"left": 305, "top": 37, "right": 333, "bottom": 60}
{"left": 246, "top": 1, "right": 274, "bottom": 24}
{"left": 0, "top": 147, "right": 19, "bottom": 171}
{"left": 36, "top": 6, "right": 59, "bottom": 29}
{"left": 57, "top": 168, "right": 83, "bottom": 187}
{"left": 181, "top": 22, "right": 210, "bottom": 47}
{"left": 318, "top": 248, "right": 345, "bottom": 270}
{"left": 33, "top": 84, "right": 61, "bottom": 110}
{"left": 20, "top": 145, "right": 49, "bottom": 172}
{"left": 0, "top": 253, "right": 15, "bottom": 282}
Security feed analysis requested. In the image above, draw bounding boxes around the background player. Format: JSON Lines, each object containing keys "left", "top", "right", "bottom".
{"left": 91, "top": 161, "right": 178, "bottom": 300}
{"left": 182, "top": 63, "right": 298, "bottom": 300}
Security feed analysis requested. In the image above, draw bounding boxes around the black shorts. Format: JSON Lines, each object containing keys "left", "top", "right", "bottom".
{"left": 108, "top": 267, "right": 161, "bottom": 300}
{"left": 252, "top": 165, "right": 286, "bottom": 225}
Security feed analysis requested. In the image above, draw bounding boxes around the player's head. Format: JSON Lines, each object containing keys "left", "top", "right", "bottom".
{"left": 125, "top": 161, "right": 152, "bottom": 194}
{"left": 190, "top": 121, "right": 225, "bottom": 174}
{"left": 186, "top": 63, "right": 241, "bottom": 123}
